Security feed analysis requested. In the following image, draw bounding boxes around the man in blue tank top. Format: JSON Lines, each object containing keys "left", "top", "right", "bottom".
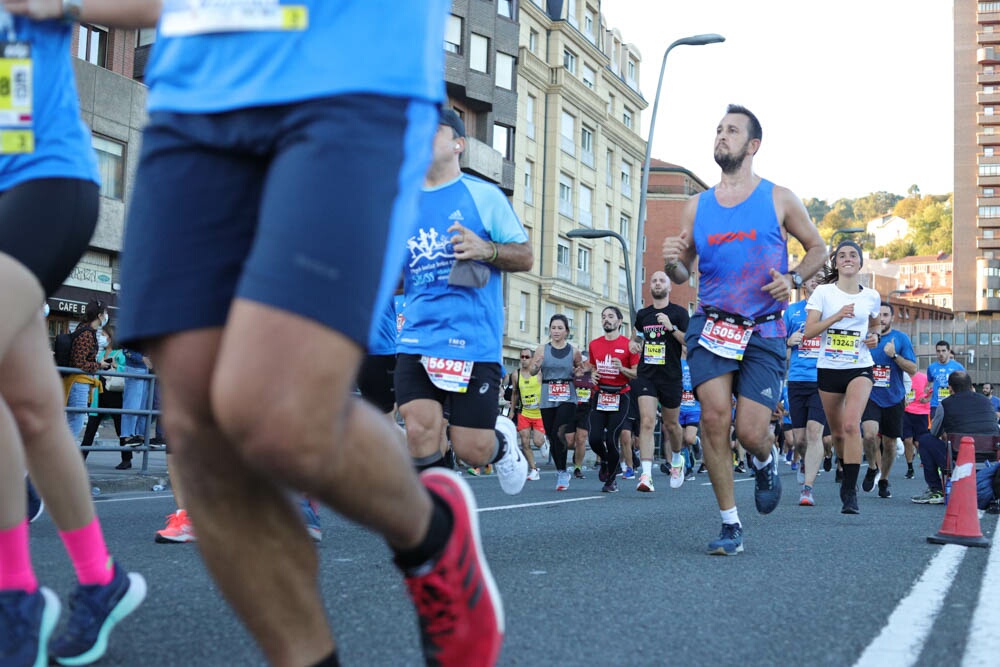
{"left": 661, "top": 105, "right": 827, "bottom": 556}
{"left": 111, "top": 5, "right": 507, "bottom": 665}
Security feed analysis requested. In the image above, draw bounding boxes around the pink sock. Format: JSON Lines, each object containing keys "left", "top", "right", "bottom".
{"left": 59, "top": 517, "right": 113, "bottom": 586}
{"left": 0, "top": 519, "right": 38, "bottom": 593}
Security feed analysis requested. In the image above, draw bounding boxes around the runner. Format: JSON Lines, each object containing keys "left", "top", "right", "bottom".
{"left": 927, "top": 341, "right": 965, "bottom": 410}
{"left": 510, "top": 347, "right": 547, "bottom": 481}
{"left": 569, "top": 352, "right": 595, "bottom": 478}
{"left": 902, "top": 369, "right": 932, "bottom": 479}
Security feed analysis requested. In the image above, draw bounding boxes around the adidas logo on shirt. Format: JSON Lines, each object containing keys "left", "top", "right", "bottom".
{"left": 448, "top": 209, "right": 464, "bottom": 221}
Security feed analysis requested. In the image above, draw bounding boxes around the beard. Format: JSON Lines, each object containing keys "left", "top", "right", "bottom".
{"left": 714, "top": 140, "right": 749, "bottom": 174}
{"left": 650, "top": 285, "right": 668, "bottom": 300}
{"left": 602, "top": 322, "right": 616, "bottom": 332}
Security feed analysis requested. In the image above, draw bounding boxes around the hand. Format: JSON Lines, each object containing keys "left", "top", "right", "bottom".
{"left": 761, "top": 268, "right": 792, "bottom": 301}
{"left": 883, "top": 340, "right": 897, "bottom": 358}
{"left": 629, "top": 339, "right": 641, "bottom": 355}
{"left": 864, "top": 332, "right": 879, "bottom": 349}
{"left": 655, "top": 313, "right": 673, "bottom": 329}
{"left": 787, "top": 330, "right": 803, "bottom": 347}
{"left": 448, "top": 222, "right": 491, "bottom": 261}
{"left": 1, "top": 0, "right": 64, "bottom": 20}
{"left": 662, "top": 231, "right": 689, "bottom": 268}
{"left": 101, "top": 360, "right": 113, "bottom": 370}
{"left": 837, "top": 303, "right": 855, "bottom": 320}
{"left": 611, "top": 357, "right": 623, "bottom": 371}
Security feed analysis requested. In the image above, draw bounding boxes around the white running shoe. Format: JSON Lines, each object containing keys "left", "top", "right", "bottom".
{"left": 493, "top": 416, "right": 527, "bottom": 495}
{"left": 637, "top": 473, "right": 655, "bottom": 493}
{"left": 555, "top": 470, "right": 570, "bottom": 491}
{"left": 669, "top": 461, "right": 685, "bottom": 489}
{"left": 527, "top": 468, "right": 540, "bottom": 481}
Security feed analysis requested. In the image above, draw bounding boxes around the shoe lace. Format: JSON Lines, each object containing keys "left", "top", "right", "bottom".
{"left": 721, "top": 523, "right": 741, "bottom": 541}
{"left": 755, "top": 464, "right": 776, "bottom": 490}
{"left": 406, "top": 569, "right": 459, "bottom": 649}
{"left": 59, "top": 586, "right": 105, "bottom": 643}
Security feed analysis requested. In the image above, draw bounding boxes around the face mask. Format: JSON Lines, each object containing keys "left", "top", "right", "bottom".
{"left": 42, "top": 304, "right": 50, "bottom": 317}
{"left": 96, "top": 332, "right": 108, "bottom": 349}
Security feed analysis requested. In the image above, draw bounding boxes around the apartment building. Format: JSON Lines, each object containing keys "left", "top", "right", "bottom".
{"left": 506, "top": 0, "right": 647, "bottom": 364}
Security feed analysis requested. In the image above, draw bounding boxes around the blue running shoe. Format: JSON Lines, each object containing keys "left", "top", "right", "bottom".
{"left": 753, "top": 447, "right": 782, "bottom": 514}
{"left": 0, "top": 587, "right": 60, "bottom": 667}
{"left": 299, "top": 496, "right": 322, "bottom": 542}
{"left": 49, "top": 563, "right": 146, "bottom": 666}
{"left": 622, "top": 467, "right": 636, "bottom": 480}
{"left": 707, "top": 523, "right": 743, "bottom": 556}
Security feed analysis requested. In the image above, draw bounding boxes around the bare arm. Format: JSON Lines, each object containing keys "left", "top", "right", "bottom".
{"left": 449, "top": 222, "right": 533, "bottom": 272}
{"left": 802, "top": 307, "right": 845, "bottom": 341}
{"left": 527, "top": 345, "right": 545, "bottom": 376}
{"left": 2, "top": 0, "right": 162, "bottom": 27}
{"left": 894, "top": 354, "right": 919, "bottom": 376}
{"left": 662, "top": 196, "right": 698, "bottom": 285}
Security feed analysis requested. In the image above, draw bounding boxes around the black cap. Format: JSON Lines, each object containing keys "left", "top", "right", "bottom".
{"left": 439, "top": 108, "right": 466, "bottom": 138}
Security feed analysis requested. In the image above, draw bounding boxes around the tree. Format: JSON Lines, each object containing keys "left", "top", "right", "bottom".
{"left": 909, "top": 197, "right": 952, "bottom": 255}
{"left": 803, "top": 197, "right": 830, "bottom": 225}
{"left": 853, "top": 191, "right": 903, "bottom": 224}
{"left": 878, "top": 237, "right": 917, "bottom": 260}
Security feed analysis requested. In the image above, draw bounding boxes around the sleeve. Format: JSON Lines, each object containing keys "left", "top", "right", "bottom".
{"left": 900, "top": 334, "right": 916, "bottom": 362}
{"left": 71, "top": 330, "right": 101, "bottom": 373}
{"left": 805, "top": 286, "right": 823, "bottom": 313}
{"left": 869, "top": 291, "right": 882, "bottom": 319}
{"left": 468, "top": 180, "right": 528, "bottom": 244}
{"left": 628, "top": 346, "right": 640, "bottom": 369}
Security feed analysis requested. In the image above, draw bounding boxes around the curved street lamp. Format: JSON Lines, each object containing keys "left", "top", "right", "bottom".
{"left": 635, "top": 33, "right": 725, "bottom": 306}
{"left": 567, "top": 228, "right": 635, "bottom": 323}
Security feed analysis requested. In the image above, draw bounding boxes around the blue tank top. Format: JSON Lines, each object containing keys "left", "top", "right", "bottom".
{"left": 147, "top": 1, "right": 448, "bottom": 113}
{"left": 693, "top": 179, "right": 787, "bottom": 338}
{"left": 0, "top": 13, "right": 98, "bottom": 192}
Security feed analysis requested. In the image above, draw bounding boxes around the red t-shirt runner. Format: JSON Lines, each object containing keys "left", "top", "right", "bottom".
{"left": 588, "top": 335, "right": 639, "bottom": 390}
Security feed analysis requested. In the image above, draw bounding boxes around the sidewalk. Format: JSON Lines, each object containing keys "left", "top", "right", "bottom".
{"left": 84, "top": 434, "right": 169, "bottom": 496}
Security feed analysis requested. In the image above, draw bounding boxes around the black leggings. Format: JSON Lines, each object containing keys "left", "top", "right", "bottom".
{"left": 588, "top": 393, "right": 632, "bottom": 482}
{"left": 540, "top": 403, "right": 576, "bottom": 472}
{"left": 0, "top": 178, "right": 99, "bottom": 297}
{"left": 80, "top": 389, "right": 125, "bottom": 462}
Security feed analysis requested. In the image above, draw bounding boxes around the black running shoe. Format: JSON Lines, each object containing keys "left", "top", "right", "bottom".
{"left": 840, "top": 486, "right": 859, "bottom": 514}
{"left": 862, "top": 467, "right": 879, "bottom": 493}
{"left": 823, "top": 456, "right": 833, "bottom": 472}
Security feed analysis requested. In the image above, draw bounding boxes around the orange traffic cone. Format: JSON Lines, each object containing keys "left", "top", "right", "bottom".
{"left": 927, "top": 436, "right": 990, "bottom": 548}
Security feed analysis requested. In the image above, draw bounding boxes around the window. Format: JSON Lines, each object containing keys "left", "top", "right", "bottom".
{"left": 607, "top": 92, "right": 615, "bottom": 115}
{"left": 987, "top": 107, "right": 995, "bottom": 116}
{"left": 524, "top": 160, "right": 533, "bottom": 205}
{"left": 603, "top": 261, "right": 611, "bottom": 298}
{"left": 627, "top": 58, "right": 636, "bottom": 83}
{"left": 579, "top": 185, "right": 593, "bottom": 226}
{"left": 956, "top": 333, "right": 967, "bottom": 346}
{"left": 525, "top": 95, "right": 536, "bottom": 140}
{"left": 979, "top": 206, "right": 1000, "bottom": 218}
{"left": 470, "top": 33, "right": 489, "bottom": 72}
{"left": 559, "top": 173, "right": 574, "bottom": 217}
{"left": 92, "top": 135, "right": 124, "bottom": 200}
{"left": 584, "top": 310, "right": 592, "bottom": 340}
{"left": 566, "top": 0, "right": 577, "bottom": 25}
{"left": 498, "top": 0, "right": 514, "bottom": 19}
{"left": 557, "top": 241, "right": 571, "bottom": 280}
{"left": 580, "top": 125, "right": 594, "bottom": 167}
{"left": 919, "top": 332, "right": 930, "bottom": 346}
{"left": 619, "top": 214, "right": 630, "bottom": 247}
{"left": 495, "top": 53, "right": 514, "bottom": 90}
{"left": 563, "top": 49, "right": 577, "bottom": 75}
{"left": 577, "top": 247, "right": 591, "bottom": 273}
{"left": 529, "top": 29, "right": 538, "bottom": 54}
{"left": 986, "top": 188, "right": 996, "bottom": 196}
{"left": 606, "top": 149, "right": 614, "bottom": 186}
{"left": 584, "top": 10, "right": 595, "bottom": 40}
{"left": 77, "top": 24, "right": 108, "bottom": 67}
{"left": 986, "top": 230, "right": 995, "bottom": 240}
{"left": 136, "top": 28, "right": 156, "bottom": 47}
{"left": 560, "top": 110, "right": 575, "bottom": 156}
{"left": 444, "top": 15, "right": 462, "bottom": 54}
{"left": 492, "top": 124, "right": 513, "bottom": 160}
{"left": 621, "top": 160, "right": 632, "bottom": 198}
{"left": 582, "top": 64, "right": 596, "bottom": 89}
{"left": 519, "top": 292, "right": 529, "bottom": 332}
{"left": 618, "top": 267, "right": 628, "bottom": 304}
{"left": 622, "top": 107, "right": 633, "bottom": 129}
{"left": 988, "top": 147, "right": 995, "bottom": 157}
{"left": 605, "top": 204, "right": 612, "bottom": 230}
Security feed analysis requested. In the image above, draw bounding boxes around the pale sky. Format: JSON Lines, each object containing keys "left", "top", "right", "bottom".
{"left": 599, "top": 0, "right": 954, "bottom": 203}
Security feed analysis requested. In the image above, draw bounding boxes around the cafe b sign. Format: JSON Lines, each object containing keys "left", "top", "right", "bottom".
{"left": 64, "top": 261, "right": 113, "bottom": 293}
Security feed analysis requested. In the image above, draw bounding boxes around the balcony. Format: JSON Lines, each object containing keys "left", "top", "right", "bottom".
{"left": 581, "top": 150, "right": 594, "bottom": 169}
{"left": 978, "top": 132, "right": 1000, "bottom": 146}
{"left": 579, "top": 210, "right": 592, "bottom": 226}
{"left": 981, "top": 11, "right": 1000, "bottom": 26}
{"left": 980, "top": 175, "right": 1000, "bottom": 187}
{"left": 557, "top": 262, "right": 571, "bottom": 281}
{"left": 980, "top": 69, "right": 1000, "bottom": 85}
{"left": 577, "top": 272, "right": 591, "bottom": 289}
{"left": 980, "top": 91, "right": 1000, "bottom": 105}
{"left": 980, "top": 31, "right": 1000, "bottom": 46}
{"left": 558, "top": 199, "right": 574, "bottom": 218}
{"left": 561, "top": 135, "right": 575, "bottom": 156}
{"left": 978, "top": 112, "right": 1000, "bottom": 125}
{"left": 979, "top": 47, "right": 1000, "bottom": 64}
{"left": 977, "top": 237, "right": 1000, "bottom": 250}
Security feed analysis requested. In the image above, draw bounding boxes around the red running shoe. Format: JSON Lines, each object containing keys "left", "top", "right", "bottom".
{"left": 400, "top": 468, "right": 504, "bottom": 666}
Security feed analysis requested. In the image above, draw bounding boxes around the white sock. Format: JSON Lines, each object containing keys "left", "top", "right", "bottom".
{"left": 752, "top": 453, "right": 773, "bottom": 470}
{"left": 720, "top": 507, "right": 740, "bottom": 526}
{"left": 671, "top": 452, "right": 684, "bottom": 467}
{"left": 641, "top": 460, "right": 652, "bottom": 477}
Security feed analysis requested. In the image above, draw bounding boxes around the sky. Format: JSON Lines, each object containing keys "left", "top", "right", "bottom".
{"left": 599, "top": 0, "right": 954, "bottom": 203}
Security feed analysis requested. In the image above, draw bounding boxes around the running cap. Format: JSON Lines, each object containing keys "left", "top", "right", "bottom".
{"left": 439, "top": 108, "right": 466, "bottom": 137}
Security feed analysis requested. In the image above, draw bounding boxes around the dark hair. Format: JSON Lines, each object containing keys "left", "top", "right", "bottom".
{"left": 726, "top": 104, "right": 762, "bottom": 142}
{"left": 84, "top": 299, "right": 107, "bottom": 323}
{"left": 949, "top": 371, "right": 972, "bottom": 393}
{"left": 881, "top": 302, "right": 894, "bottom": 315}
{"left": 602, "top": 305, "right": 623, "bottom": 320}
{"left": 935, "top": 340, "right": 951, "bottom": 350}
{"left": 820, "top": 241, "right": 864, "bottom": 286}
{"left": 549, "top": 314, "right": 570, "bottom": 331}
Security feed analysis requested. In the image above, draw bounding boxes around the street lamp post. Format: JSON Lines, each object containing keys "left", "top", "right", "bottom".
{"left": 828, "top": 227, "right": 866, "bottom": 254}
{"left": 634, "top": 33, "right": 725, "bottom": 307}
{"left": 567, "top": 228, "right": 635, "bottom": 323}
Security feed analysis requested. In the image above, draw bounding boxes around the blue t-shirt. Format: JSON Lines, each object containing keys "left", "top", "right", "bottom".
{"left": 869, "top": 329, "right": 916, "bottom": 408}
{"left": 398, "top": 174, "right": 528, "bottom": 364}
{"left": 367, "top": 294, "right": 402, "bottom": 356}
{"left": 680, "top": 360, "right": 700, "bottom": 415}
{"left": 781, "top": 384, "right": 792, "bottom": 425}
{"left": 0, "top": 13, "right": 98, "bottom": 191}
{"left": 692, "top": 179, "right": 787, "bottom": 338}
{"left": 147, "top": 1, "right": 448, "bottom": 113}
{"left": 927, "top": 359, "right": 965, "bottom": 407}
{"left": 783, "top": 300, "right": 821, "bottom": 383}
{"left": 990, "top": 395, "right": 1000, "bottom": 415}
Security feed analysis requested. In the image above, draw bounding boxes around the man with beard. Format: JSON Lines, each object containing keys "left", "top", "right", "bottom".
{"left": 661, "top": 104, "right": 826, "bottom": 555}
{"left": 631, "top": 271, "right": 689, "bottom": 492}
{"left": 860, "top": 303, "right": 917, "bottom": 499}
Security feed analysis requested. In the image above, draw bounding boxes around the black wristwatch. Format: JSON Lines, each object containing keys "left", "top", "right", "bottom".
{"left": 788, "top": 270, "right": 803, "bottom": 289}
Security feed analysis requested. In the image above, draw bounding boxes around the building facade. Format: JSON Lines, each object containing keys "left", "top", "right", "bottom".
{"left": 506, "top": 0, "right": 647, "bottom": 366}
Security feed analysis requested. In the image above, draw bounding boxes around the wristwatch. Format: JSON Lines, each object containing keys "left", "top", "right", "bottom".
{"left": 62, "top": 0, "right": 83, "bottom": 22}
{"left": 788, "top": 270, "right": 803, "bottom": 289}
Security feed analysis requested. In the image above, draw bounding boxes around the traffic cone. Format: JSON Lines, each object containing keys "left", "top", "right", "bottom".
{"left": 927, "top": 436, "right": 990, "bottom": 548}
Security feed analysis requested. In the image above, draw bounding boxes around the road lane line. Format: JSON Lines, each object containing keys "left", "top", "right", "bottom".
{"left": 479, "top": 496, "right": 605, "bottom": 512}
{"left": 961, "top": 515, "right": 1000, "bottom": 667}
{"left": 853, "top": 544, "right": 967, "bottom": 667}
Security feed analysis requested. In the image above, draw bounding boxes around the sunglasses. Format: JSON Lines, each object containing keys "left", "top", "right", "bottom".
{"left": 521, "top": 355, "right": 531, "bottom": 359}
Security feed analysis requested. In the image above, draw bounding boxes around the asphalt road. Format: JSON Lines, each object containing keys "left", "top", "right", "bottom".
{"left": 28, "top": 463, "right": 999, "bottom": 666}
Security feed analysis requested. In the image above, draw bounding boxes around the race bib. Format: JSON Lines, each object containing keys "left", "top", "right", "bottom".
{"left": 905, "top": 389, "right": 915, "bottom": 402}
{"left": 681, "top": 390, "right": 696, "bottom": 408}
{"left": 823, "top": 328, "right": 861, "bottom": 364}
{"left": 873, "top": 365, "right": 891, "bottom": 388}
{"left": 643, "top": 342, "right": 665, "bottom": 365}
{"left": 548, "top": 381, "right": 571, "bottom": 403}
{"left": 420, "top": 356, "right": 473, "bottom": 393}
{"left": 161, "top": 0, "right": 309, "bottom": 36}
{"left": 0, "top": 42, "right": 33, "bottom": 154}
{"left": 596, "top": 392, "right": 620, "bottom": 412}
{"left": 938, "top": 387, "right": 951, "bottom": 400}
{"left": 698, "top": 311, "right": 753, "bottom": 361}
{"left": 798, "top": 335, "right": 822, "bottom": 359}
{"left": 575, "top": 386, "right": 591, "bottom": 403}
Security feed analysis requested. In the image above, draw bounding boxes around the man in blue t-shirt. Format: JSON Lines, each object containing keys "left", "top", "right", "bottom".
{"left": 396, "top": 109, "right": 533, "bottom": 498}
{"left": 981, "top": 382, "right": 1000, "bottom": 422}
{"left": 860, "top": 303, "right": 918, "bottom": 499}
{"left": 927, "top": 341, "right": 965, "bottom": 409}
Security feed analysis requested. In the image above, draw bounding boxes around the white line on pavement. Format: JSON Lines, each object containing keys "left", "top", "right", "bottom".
{"left": 853, "top": 543, "right": 967, "bottom": 667}
{"left": 478, "top": 496, "right": 605, "bottom": 512}
{"left": 701, "top": 478, "right": 756, "bottom": 486}
{"left": 962, "top": 516, "right": 1000, "bottom": 667}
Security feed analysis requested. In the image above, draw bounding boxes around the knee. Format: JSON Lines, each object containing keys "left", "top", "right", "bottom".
{"left": 8, "top": 389, "right": 58, "bottom": 443}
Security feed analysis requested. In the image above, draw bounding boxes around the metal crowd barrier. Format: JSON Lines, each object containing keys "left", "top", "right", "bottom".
{"left": 59, "top": 366, "right": 161, "bottom": 474}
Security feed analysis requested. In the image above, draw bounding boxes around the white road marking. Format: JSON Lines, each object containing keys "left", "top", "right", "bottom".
{"left": 478, "top": 496, "right": 605, "bottom": 512}
{"left": 853, "top": 544, "right": 967, "bottom": 667}
{"left": 962, "top": 516, "right": 1000, "bottom": 667}
{"left": 701, "top": 477, "right": 755, "bottom": 486}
